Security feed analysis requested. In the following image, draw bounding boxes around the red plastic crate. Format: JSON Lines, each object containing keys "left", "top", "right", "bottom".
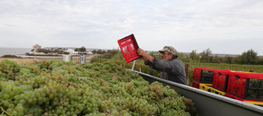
{"left": 117, "top": 34, "right": 141, "bottom": 63}
{"left": 244, "top": 73, "right": 263, "bottom": 101}
{"left": 227, "top": 72, "right": 249, "bottom": 98}
{"left": 212, "top": 70, "right": 230, "bottom": 92}
{"left": 193, "top": 67, "right": 216, "bottom": 82}
{"left": 193, "top": 68, "right": 202, "bottom": 81}
{"left": 227, "top": 72, "right": 263, "bottom": 101}
{"left": 193, "top": 67, "right": 229, "bottom": 84}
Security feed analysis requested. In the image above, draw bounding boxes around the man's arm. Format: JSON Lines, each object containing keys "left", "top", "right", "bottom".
{"left": 137, "top": 48, "right": 182, "bottom": 74}
{"left": 137, "top": 48, "right": 154, "bottom": 63}
{"left": 152, "top": 58, "right": 183, "bottom": 74}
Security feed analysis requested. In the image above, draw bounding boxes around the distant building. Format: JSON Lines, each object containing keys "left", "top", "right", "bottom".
{"left": 33, "top": 44, "right": 41, "bottom": 53}
{"left": 86, "top": 50, "right": 93, "bottom": 55}
{"left": 33, "top": 44, "right": 41, "bottom": 50}
{"left": 66, "top": 49, "right": 78, "bottom": 54}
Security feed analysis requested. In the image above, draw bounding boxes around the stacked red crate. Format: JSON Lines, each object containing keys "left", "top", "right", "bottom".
{"left": 192, "top": 67, "right": 226, "bottom": 89}
{"left": 226, "top": 72, "right": 249, "bottom": 98}
{"left": 212, "top": 70, "right": 231, "bottom": 92}
{"left": 226, "top": 72, "right": 263, "bottom": 105}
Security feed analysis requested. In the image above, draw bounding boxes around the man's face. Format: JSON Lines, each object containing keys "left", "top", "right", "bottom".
{"left": 161, "top": 51, "right": 171, "bottom": 61}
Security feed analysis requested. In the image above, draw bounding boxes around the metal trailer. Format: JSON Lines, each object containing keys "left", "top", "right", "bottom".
{"left": 127, "top": 69, "right": 263, "bottom": 116}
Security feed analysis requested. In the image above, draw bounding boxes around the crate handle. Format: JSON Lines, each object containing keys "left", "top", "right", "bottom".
{"left": 218, "top": 72, "right": 222, "bottom": 75}
{"left": 235, "top": 75, "right": 240, "bottom": 79}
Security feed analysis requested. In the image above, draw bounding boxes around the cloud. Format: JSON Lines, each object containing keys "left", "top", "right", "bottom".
{"left": 0, "top": 0, "right": 263, "bottom": 55}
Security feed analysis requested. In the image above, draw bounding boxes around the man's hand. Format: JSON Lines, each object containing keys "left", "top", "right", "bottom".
{"left": 137, "top": 48, "right": 154, "bottom": 63}
{"left": 137, "top": 48, "right": 147, "bottom": 56}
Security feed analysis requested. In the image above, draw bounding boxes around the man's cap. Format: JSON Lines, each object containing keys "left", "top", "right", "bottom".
{"left": 159, "top": 46, "right": 177, "bottom": 55}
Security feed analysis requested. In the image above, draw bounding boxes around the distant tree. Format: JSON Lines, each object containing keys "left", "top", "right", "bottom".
{"left": 182, "top": 54, "right": 192, "bottom": 62}
{"left": 63, "top": 52, "right": 69, "bottom": 55}
{"left": 58, "top": 48, "right": 63, "bottom": 51}
{"left": 37, "top": 49, "right": 49, "bottom": 54}
{"left": 176, "top": 52, "right": 183, "bottom": 59}
{"left": 223, "top": 56, "right": 234, "bottom": 64}
{"left": 211, "top": 55, "right": 222, "bottom": 63}
{"left": 233, "top": 55, "right": 241, "bottom": 64}
{"left": 57, "top": 50, "right": 64, "bottom": 54}
{"left": 107, "top": 50, "right": 112, "bottom": 53}
{"left": 74, "top": 48, "right": 79, "bottom": 51}
{"left": 97, "top": 49, "right": 106, "bottom": 54}
{"left": 44, "top": 51, "right": 49, "bottom": 54}
{"left": 111, "top": 49, "right": 119, "bottom": 55}
{"left": 238, "top": 49, "right": 258, "bottom": 64}
{"left": 79, "top": 46, "right": 86, "bottom": 52}
{"left": 200, "top": 48, "right": 212, "bottom": 63}
{"left": 190, "top": 50, "right": 199, "bottom": 62}
{"left": 257, "top": 58, "right": 263, "bottom": 65}
{"left": 92, "top": 50, "right": 97, "bottom": 54}
{"left": 97, "top": 49, "right": 102, "bottom": 54}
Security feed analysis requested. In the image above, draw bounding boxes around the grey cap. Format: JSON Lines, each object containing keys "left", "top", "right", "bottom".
{"left": 159, "top": 46, "right": 177, "bottom": 55}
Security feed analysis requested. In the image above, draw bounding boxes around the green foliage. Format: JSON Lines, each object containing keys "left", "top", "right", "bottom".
{"left": 235, "top": 49, "right": 259, "bottom": 64}
{"left": 75, "top": 46, "right": 86, "bottom": 52}
{"left": 182, "top": 48, "right": 263, "bottom": 65}
{"left": 92, "top": 49, "right": 106, "bottom": 54}
{"left": 189, "top": 50, "right": 200, "bottom": 62}
{"left": 63, "top": 52, "right": 69, "bottom": 55}
{"left": 176, "top": 52, "right": 183, "bottom": 59}
{"left": 37, "top": 49, "right": 49, "bottom": 54}
{"left": 210, "top": 55, "right": 223, "bottom": 63}
{"left": 200, "top": 48, "right": 212, "bottom": 63}
{"left": 223, "top": 56, "right": 234, "bottom": 64}
{"left": 79, "top": 46, "right": 86, "bottom": 52}
{"left": 101, "top": 49, "right": 120, "bottom": 59}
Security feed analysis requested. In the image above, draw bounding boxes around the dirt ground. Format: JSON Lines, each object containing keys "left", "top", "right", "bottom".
{"left": 0, "top": 58, "right": 44, "bottom": 65}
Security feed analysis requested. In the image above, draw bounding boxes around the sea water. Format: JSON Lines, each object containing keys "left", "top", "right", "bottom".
{"left": 0, "top": 47, "right": 32, "bottom": 57}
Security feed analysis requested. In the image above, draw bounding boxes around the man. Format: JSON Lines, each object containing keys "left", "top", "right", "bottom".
{"left": 137, "top": 46, "right": 187, "bottom": 85}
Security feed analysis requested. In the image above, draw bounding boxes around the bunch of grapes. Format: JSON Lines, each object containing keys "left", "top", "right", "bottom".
{"left": 0, "top": 59, "right": 196, "bottom": 116}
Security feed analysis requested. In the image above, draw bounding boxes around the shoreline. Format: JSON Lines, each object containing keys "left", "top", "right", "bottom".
{"left": 0, "top": 54, "right": 100, "bottom": 59}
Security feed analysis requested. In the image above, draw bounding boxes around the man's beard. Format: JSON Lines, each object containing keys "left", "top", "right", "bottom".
{"left": 161, "top": 56, "right": 170, "bottom": 62}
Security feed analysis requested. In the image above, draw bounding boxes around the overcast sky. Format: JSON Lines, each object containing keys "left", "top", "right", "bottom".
{"left": 0, "top": 0, "right": 263, "bottom": 55}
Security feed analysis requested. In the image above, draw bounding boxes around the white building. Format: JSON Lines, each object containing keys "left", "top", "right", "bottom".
{"left": 66, "top": 49, "right": 78, "bottom": 54}
{"left": 86, "top": 50, "right": 93, "bottom": 54}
